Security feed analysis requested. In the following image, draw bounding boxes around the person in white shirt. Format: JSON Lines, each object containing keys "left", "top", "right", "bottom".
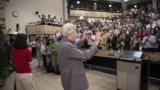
{"left": 153, "top": 15, "right": 160, "bottom": 27}
{"left": 56, "top": 30, "right": 61, "bottom": 40}
{"left": 101, "top": 18, "right": 106, "bottom": 27}
{"left": 87, "top": 31, "right": 95, "bottom": 47}
{"left": 36, "top": 36, "right": 43, "bottom": 68}
{"left": 114, "top": 24, "right": 120, "bottom": 36}
{"left": 142, "top": 29, "right": 156, "bottom": 52}
{"left": 58, "top": 17, "right": 64, "bottom": 25}
{"left": 146, "top": 19, "right": 157, "bottom": 33}
{"left": 52, "top": 16, "right": 58, "bottom": 25}
{"left": 75, "top": 30, "right": 82, "bottom": 44}
{"left": 40, "top": 38, "right": 47, "bottom": 69}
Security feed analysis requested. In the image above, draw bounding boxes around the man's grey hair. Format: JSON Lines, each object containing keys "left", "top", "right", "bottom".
{"left": 61, "top": 23, "right": 76, "bottom": 37}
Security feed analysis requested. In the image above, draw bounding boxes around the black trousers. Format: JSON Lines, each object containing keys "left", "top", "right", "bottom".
{"left": 32, "top": 47, "right": 36, "bottom": 57}
{"left": 14, "top": 79, "right": 16, "bottom": 90}
{"left": 42, "top": 54, "right": 47, "bottom": 70}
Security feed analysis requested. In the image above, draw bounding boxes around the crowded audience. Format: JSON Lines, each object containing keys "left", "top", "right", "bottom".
{"left": 28, "top": 6, "right": 160, "bottom": 74}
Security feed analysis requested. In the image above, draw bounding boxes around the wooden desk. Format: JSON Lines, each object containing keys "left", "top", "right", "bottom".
{"left": 86, "top": 50, "right": 160, "bottom": 79}
{"left": 94, "top": 50, "right": 160, "bottom": 62}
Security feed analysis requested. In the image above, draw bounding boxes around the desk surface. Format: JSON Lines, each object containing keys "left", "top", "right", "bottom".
{"left": 93, "top": 50, "right": 160, "bottom": 62}
{"left": 85, "top": 49, "right": 160, "bottom": 79}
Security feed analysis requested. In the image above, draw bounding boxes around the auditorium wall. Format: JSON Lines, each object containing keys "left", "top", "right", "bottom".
{"left": 5, "top": 0, "right": 64, "bottom": 34}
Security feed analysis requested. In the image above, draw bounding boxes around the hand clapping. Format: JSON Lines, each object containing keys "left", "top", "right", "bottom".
{"left": 80, "top": 31, "right": 87, "bottom": 42}
{"left": 94, "top": 31, "right": 101, "bottom": 46}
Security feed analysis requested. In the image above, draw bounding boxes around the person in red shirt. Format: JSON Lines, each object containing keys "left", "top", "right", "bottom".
{"left": 13, "top": 33, "right": 36, "bottom": 90}
{"left": 140, "top": 25, "right": 146, "bottom": 40}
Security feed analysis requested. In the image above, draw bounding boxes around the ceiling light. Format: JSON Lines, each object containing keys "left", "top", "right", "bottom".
{"left": 124, "top": 0, "right": 128, "bottom": 2}
{"left": 79, "top": 16, "right": 84, "bottom": 20}
{"left": 134, "top": 5, "right": 137, "bottom": 8}
{"left": 109, "top": 4, "right": 112, "bottom": 7}
{"left": 77, "top": 1, "right": 80, "bottom": 4}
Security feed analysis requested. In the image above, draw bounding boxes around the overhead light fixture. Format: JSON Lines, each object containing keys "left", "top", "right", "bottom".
{"left": 134, "top": 5, "right": 137, "bottom": 8}
{"left": 79, "top": 16, "right": 84, "bottom": 20}
{"left": 109, "top": 4, "right": 112, "bottom": 7}
{"left": 94, "top": 3, "right": 97, "bottom": 5}
{"left": 77, "top": 1, "right": 80, "bottom": 4}
{"left": 124, "top": 0, "right": 128, "bottom": 2}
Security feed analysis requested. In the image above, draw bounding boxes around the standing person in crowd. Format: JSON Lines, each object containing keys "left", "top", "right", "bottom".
{"left": 75, "top": 29, "right": 82, "bottom": 44}
{"left": 107, "top": 30, "right": 117, "bottom": 50}
{"left": 52, "top": 16, "right": 58, "bottom": 25}
{"left": 29, "top": 39, "right": 36, "bottom": 57}
{"left": 99, "top": 29, "right": 107, "bottom": 50}
{"left": 153, "top": 15, "right": 160, "bottom": 27}
{"left": 41, "top": 14, "right": 46, "bottom": 25}
{"left": 130, "top": 31, "right": 141, "bottom": 50}
{"left": 144, "top": 16, "right": 150, "bottom": 25}
{"left": 128, "top": 24, "right": 136, "bottom": 37}
{"left": 49, "top": 38, "right": 59, "bottom": 74}
{"left": 36, "top": 36, "right": 42, "bottom": 68}
{"left": 40, "top": 38, "right": 47, "bottom": 70}
{"left": 58, "top": 17, "right": 64, "bottom": 26}
{"left": 46, "top": 14, "right": 52, "bottom": 25}
{"left": 86, "top": 31, "right": 96, "bottom": 48}
{"left": 146, "top": 19, "right": 156, "bottom": 33}
{"left": 140, "top": 25, "right": 146, "bottom": 40}
{"left": 142, "top": 29, "right": 156, "bottom": 52}
{"left": 13, "top": 34, "right": 36, "bottom": 90}
{"left": 58, "top": 23, "right": 101, "bottom": 90}
{"left": 117, "top": 27, "right": 130, "bottom": 50}
{"left": 153, "top": 26, "right": 160, "bottom": 51}
{"left": 45, "top": 38, "right": 52, "bottom": 72}
{"left": 56, "top": 30, "right": 61, "bottom": 41}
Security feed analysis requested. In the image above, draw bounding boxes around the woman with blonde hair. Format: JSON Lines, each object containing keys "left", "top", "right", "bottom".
{"left": 100, "top": 29, "right": 108, "bottom": 50}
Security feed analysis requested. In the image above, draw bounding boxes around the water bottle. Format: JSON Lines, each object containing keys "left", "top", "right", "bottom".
{"left": 110, "top": 48, "right": 113, "bottom": 54}
{"left": 117, "top": 49, "right": 121, "bottom": 56}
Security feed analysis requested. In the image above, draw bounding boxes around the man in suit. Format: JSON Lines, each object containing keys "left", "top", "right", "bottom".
{"left": 58, "top": 23, "right": 101, "bottom": 90}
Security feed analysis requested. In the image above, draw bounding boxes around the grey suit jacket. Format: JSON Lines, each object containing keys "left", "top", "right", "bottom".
{"left": 57, "top": 37, "right": 98, "bottom": 90}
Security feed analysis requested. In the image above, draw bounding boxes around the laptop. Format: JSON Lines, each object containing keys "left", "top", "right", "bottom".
{"left": 120, "top": 51, "right": 143, "bottom": 61}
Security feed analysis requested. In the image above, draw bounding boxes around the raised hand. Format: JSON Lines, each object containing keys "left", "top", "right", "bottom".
{"left": 94, "top": 31, "right": 101, "bottom": 46}
{"left": 81, "top": 31, "right": 87, "bottom": 42}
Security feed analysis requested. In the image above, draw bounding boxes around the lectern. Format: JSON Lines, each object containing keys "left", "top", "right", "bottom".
{"left": 117, "top": 51, "right": 148, "bottom": 90}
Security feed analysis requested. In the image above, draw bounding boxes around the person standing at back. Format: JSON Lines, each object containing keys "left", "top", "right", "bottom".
{"left": 13, "top": 33, "right": 36, "bottom": 90}
{"left": 49, "top": 38, "right": 59, "bottom": 74}
{"left": 36, "top": 36, "right": 42, "bottom": 68}
{"left": 57, "top": 23, "right": 101, "bottom": 90}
